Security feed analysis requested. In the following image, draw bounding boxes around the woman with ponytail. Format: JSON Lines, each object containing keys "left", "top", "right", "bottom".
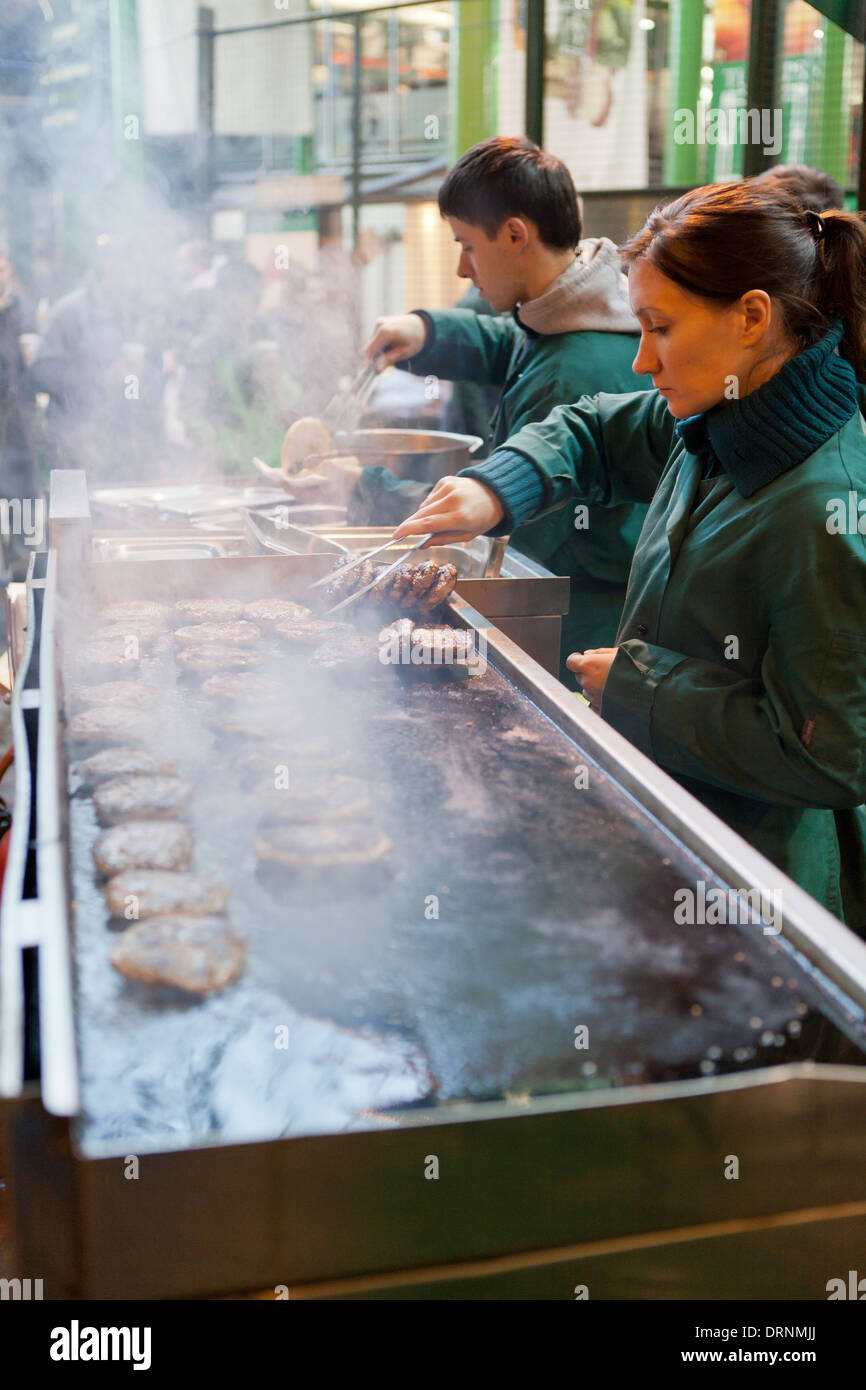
{"left": 394, "top": 182, "right": 866, "bottom": 931}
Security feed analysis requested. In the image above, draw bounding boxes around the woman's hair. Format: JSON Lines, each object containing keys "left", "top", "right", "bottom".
{"left": 619, "top": 181, "right": 866, "bottom": 381}
{"left": 438, "top": 137, "right": 582, "bottom": 251}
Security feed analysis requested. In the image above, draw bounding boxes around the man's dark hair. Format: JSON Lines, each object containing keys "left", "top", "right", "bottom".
{"left": 751, "top": 163, "right": 845, "bottom": 213}
{"left": 438, "top": 137, "right": 582, "bottom": 249}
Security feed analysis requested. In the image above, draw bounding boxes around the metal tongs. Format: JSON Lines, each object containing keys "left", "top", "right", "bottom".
{"left": 319, "top": 533, "right": 435, "bottom": 614}
{"left": 322, "top": 357, "right": 381, "bottom": 434}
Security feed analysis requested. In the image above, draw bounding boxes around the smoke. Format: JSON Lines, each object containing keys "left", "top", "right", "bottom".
{"left": 11, "top": 4, "right": 440, "bottom": 1148}
{"left": 0, "top": 1, "right": 362, "bottom": 494}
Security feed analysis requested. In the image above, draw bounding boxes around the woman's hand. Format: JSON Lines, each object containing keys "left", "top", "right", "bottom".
{"left": 566, "top": 648, "right": 618, "bottom": 712}
{"left": 391, "top": 476, "right": 505, "bottom": 545}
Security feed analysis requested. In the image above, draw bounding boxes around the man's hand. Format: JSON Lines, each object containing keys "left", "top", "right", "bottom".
{"left": 566, "top": 648, "right": 618, "bottom": 713}
{"left": 392, "top": 475, "right": 505, "bottom": 545}
{"left": 365, "top": 313, "right": 428, "bottom": 370}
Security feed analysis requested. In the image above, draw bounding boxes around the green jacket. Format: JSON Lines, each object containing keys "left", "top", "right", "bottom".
{"left": 354, "top": 297, "right": 651, "bottom": 667}
{"left": 464, "top": 326, "right": 866, "bottom": 930}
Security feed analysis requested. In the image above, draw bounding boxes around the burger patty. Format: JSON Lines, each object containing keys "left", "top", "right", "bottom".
{"left": 254, "top": 820, "right": 392, "bottom": 868}
{"left": 352, "top": 559, "right": 376, "bottom": 594}
{"left": 99, "top": 601, "right": 172, "bottom": 628}
{"left": 378, "top": 617, "right": 415, "bottom": 645}
{"left": 74, "top": 746, "right": 179, "bottom": 787}
{"left": 110, "top": 917, "right": 246, "bottom": 995}
{"left": 416, "top": 563, "right": 458, "bottom": 613}
{"left": 200, "top": 671, "right": 284, "bottom": 702}
{"left": 66, "top": 705, "right": 158, "bottom": 746}
{"left": 320, "top": 555, "right": 361, "bottom": 605}
{"left": 377, "top": 617, "right": 414, "bottom": 665}
{"left": 90, "top": 622, "right": 164, "bottom": 649}
{"left": 174, "top": 620, "right": 261, "bottom": 647}
{"left": 70, "top": 640, "right": 144, "bottom": 676}
{"left": 409, "top": 558, "right": 440, "bottom": 599}
{"left": 105, "top": 870, "right": 231, "bottom": 920}
{"left": 176, "top": 645, "right": 264, "bottom": 673}
{"left": 386, "top": 564, "right": 415, "bottom": 602}
{"left": 93, "top": 774, "right": 194, "bottom": 824}
{"left": 175, "top": 598, "right": 245, "bottom": 622}
{"left": 253, "top": 773, "right": 372, "bottom": 822}
{"left": 93, "top": 821, "right": 194, "bottom": 876}
{"left": 367, "top": 565, "right": 392, "bottom": 600}
{"left": 69, "top": 681, "right": 158, "bottom": 712}
{"left": 273, "top": 617, "right": 352, "bottom": 647}
{"left": 411, "top": 626, "right": 476, "bottom": 660}
{"left": 244, "top": 598, "right": 312, "bottom": 625}
{"left": 309, "top": 634, "right": 377, "bottom": 671}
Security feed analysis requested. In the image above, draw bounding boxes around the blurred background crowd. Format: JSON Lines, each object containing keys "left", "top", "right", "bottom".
{"left": 0, "top": 225, "right": 365, "bottom": 492}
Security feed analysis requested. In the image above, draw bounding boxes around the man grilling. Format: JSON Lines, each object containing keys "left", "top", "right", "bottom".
{"left": 296, "top": 137, "right": 651, "bottom": 683}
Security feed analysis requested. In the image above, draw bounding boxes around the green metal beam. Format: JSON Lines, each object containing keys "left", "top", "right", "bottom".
{"left": 815, "top": 22, "right": 849, "bottom": 188}
{"left": 453, "top": 0, "right": 499, "bottom": 161}
{"left": 663, "top": 0, "right": 703, "bottom": 185}
{"left": 108, "top": 0, "right": 144, "bottom": 178}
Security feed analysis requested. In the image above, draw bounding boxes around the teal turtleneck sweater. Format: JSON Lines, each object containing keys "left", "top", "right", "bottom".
{"left": 674, "top": 318, "right": 859, "bottom": 496}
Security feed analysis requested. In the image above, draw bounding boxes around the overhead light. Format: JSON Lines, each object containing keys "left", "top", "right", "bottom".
{"left": 813, "top": 28, "right": 824, "bottom": 39}
{"left": 700, "top": 66, "right": 714, "bottom": 81}
{"left": 638, "top": 17, "right": 655, "bottom": 30}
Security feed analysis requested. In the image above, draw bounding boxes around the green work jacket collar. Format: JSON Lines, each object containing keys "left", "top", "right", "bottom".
{"left": 674, "top": 319, "right": 859, "bottom": 498}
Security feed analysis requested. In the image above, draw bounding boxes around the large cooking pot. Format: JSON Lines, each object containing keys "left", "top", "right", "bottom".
{"left": 333, "top": 428, "right": 483, "bottom": 483}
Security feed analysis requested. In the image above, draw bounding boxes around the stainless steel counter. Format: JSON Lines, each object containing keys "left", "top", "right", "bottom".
{"left": 3, "top": 470, "right": 866, "bottom": 1299}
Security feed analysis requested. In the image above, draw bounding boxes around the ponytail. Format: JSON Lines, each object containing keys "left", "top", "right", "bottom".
{"left": 811, "top": 212, "right": 866, "bottom": 382}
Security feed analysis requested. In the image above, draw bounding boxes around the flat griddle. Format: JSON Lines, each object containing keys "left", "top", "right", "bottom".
{"left": 5, "top": 485, "right": 866, "bottom": 1298}
{"left": 63, "top": 608, "right": 866, "bottom": 1157}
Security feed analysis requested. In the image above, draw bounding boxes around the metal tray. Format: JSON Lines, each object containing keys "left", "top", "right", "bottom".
{"left": 244, "top": 518, "right": 514, "bottom": 576}
{"left": 89, "top": 479, "right": 293, "bottom": 535}
{"left": 91, "top": 535, "right": 247, "bottom": 561}
{"left": 90, "top": 479, "right": 289, "bottom": 515}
